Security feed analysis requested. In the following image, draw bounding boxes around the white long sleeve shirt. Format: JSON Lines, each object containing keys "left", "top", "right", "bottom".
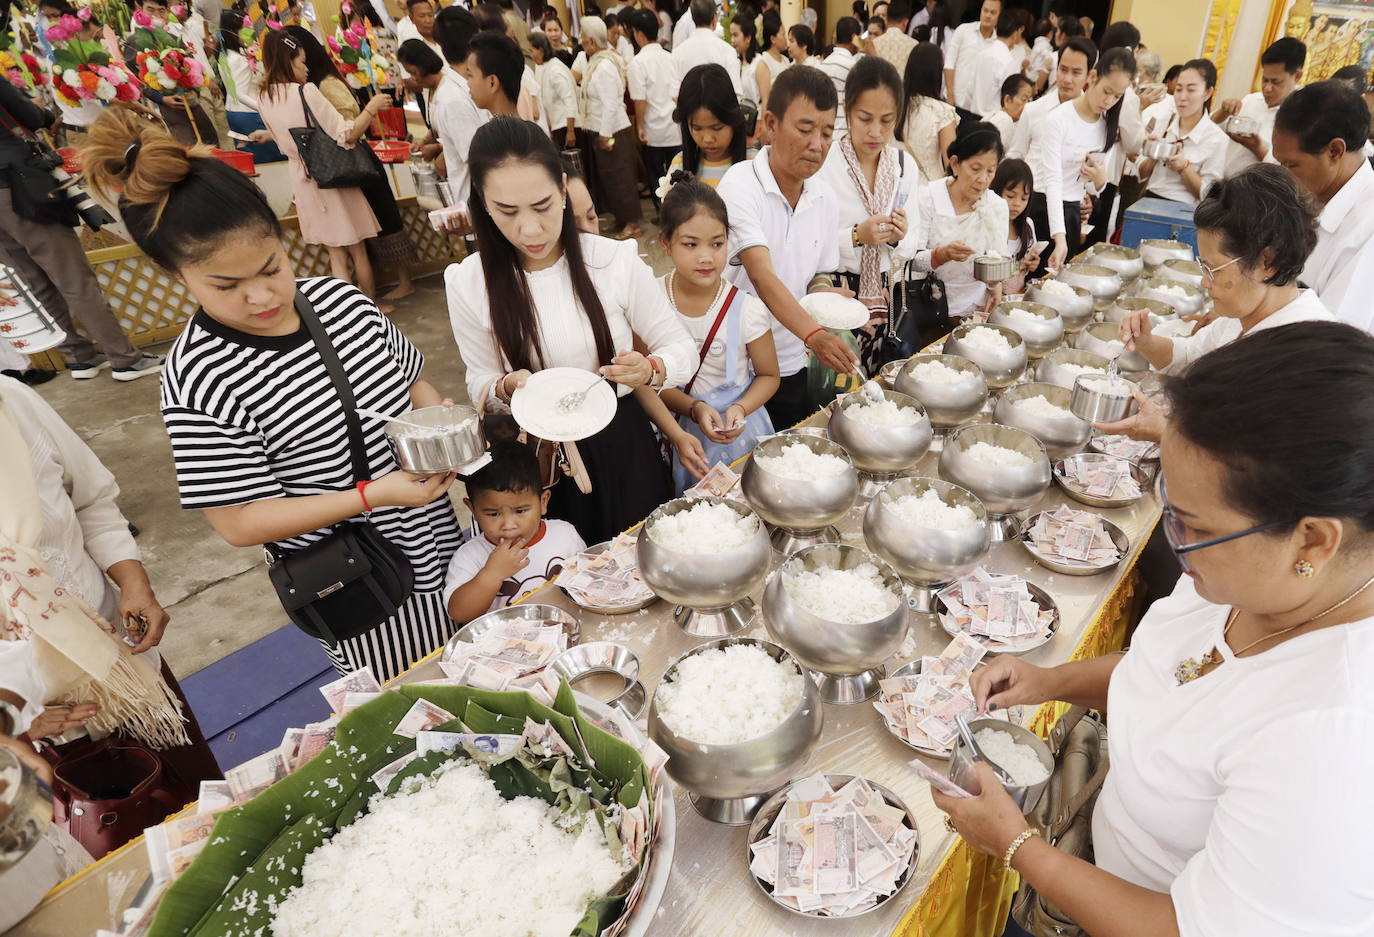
{"left": 446, "top": 234, "right": 697, "bottom": 404}
{"left": 1008, "top": 89, "right": 1074, "bottom": 190}
{"left": 1040, "top": 101, "right": 1115, "bottom": 237}
{"left": 1161, "top": 289, "right": 1333, "bottom": 374}
{"left": 946, "top": 21, "right": 996, "bottom": 111}
{"left": 225, "top": 50, "right": 262, "bottom": 113}
{"left": 817, "top": 143, "right": 924, "bottom": 275}
{"left": 969, "top": 40, "right": 1018, "bottom": 118}
{"left": 671, "top": 27, "right": 742, "bottom": 98}
{"left": 585, "top": 55, "right": 631, "bottom": 139}
{"left": 1221, "top": 91, "right": 1279, "bottom": 178}
{"left": 1303, "top": 159, "right": 1374, "bottom": 333}
{"left": 538, "top": 58, "right": 578, "bottom": 135}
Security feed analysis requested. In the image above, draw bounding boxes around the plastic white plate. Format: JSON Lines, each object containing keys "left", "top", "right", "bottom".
{"left": 511, "top": 366, "right": 617, "bottom": 442}
{"left": 800, "top": 291, "right": 870, "bottom": 330}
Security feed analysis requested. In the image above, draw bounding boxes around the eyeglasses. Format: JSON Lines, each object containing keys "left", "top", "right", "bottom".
{"left": 1197, "top": 255, "right": 1241, "bottom": 282}
{"left": 1157, "top": 475, "right": 1288, "bottom": 573}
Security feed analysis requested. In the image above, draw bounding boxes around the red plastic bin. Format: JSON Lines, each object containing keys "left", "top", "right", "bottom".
{"left": 371, "top": 106, "right": 407, "bottom": 139}
{"left": 211, "top": 148, "right": 255, "bottom": 175}
{"left": 57, "top": 147, "right": 81, "bottom": 174}
{"left": 369, "top": 139, "right": 410, "bottom": 163}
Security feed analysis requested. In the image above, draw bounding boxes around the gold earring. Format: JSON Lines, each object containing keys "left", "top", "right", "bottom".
{"left": 1295, "top": 559, "right": 1315, "bottom": 578}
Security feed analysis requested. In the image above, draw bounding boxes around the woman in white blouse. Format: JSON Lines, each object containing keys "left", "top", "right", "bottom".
{"left": 530, "top": 30, "right": 577, "bottom": 149}
{"left": 578, "top": 17, "right": 641, "bottom": 239}
{"left": 932, "top": 319, "right": 1374, "bottom": 937}
{"left": 1040, "top": 48, "right": 1136, "bottom": 271}
{"left": 817, "top": 56, "right": 922, "bottom": 357}
{"left": 447, "top": 118, "right": 696, "bottom": 543}
{"left": 912, "top": 122, "right": 1010, "bottom": 321}
{"left": 1108, "top": 166, "right": 1333, "bottom": 443}
{"left": 1138, "top": 58, "right": 1228, "bottom": 206}
{"left": 755, "top": 12, "right": 791, "bottom": 119}
{"left": 218, "top": 9, "right": 282, "bottom": 163}
{"left": 899, "top": 42, "right": 958, "bottom": 184}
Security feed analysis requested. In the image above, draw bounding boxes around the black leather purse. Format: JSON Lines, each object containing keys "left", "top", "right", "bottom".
{"left": 265, "top": 292, "right": 413, "bottom": 647}
{"left": 288, "top": 85, "right": 382, "bottom": 190}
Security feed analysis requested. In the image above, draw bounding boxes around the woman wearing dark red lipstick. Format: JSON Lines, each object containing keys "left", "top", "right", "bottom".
{"left": 817, "top": 56, "right": 922, "bottom": 364}
{"left": 83, "top": 110, "right": 464, "bottom": 683}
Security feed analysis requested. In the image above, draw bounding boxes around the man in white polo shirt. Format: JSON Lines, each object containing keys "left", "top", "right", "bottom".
{"left": 945, "top": 0, "right": 1000, "bottom": 112}
{"left": 1273, "top": 80, "right": 1374, "bottom": 333}
{"left": 717, "top": 66, "right": 858, "bottom": 429}
{"left": 1213, "top": 37, "right": 1305, "bottom": 177}
{"left": 628, "top": 8, "right": 681, "bottom": 204}
{"left": 671, "top": 0, "right": 741, "bottom": 97}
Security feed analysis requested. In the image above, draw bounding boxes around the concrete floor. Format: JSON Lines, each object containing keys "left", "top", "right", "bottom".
{"left": 33, "top": 220, "right": 671, "bottom": 681}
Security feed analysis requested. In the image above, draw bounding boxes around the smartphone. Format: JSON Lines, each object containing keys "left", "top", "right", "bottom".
{"left": 1032, "top": 240, "right": 1050, "bottom": 256}
{"left": 891, "top": 186, "right": 911, "bottom": 215}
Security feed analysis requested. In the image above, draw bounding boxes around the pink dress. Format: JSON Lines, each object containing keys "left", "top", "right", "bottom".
{"left": 257, "top": 82, "right": 380, "bottom": 247}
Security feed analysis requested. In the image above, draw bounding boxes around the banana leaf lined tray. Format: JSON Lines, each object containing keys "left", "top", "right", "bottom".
{"left": 146, "top": 681, "right": 658, "bottom": 937}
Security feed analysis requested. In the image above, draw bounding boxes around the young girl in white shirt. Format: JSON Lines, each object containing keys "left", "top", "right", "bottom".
{"left": 991, "top": 158, "right": 1041, "bottom": 295}
{"left": 654, "top": 172, "right": 780, "bottom": 492}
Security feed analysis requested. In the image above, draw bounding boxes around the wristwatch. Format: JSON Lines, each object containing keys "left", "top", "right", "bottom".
{"left": 851, "top": 224, "right": 861, "bottom": 249}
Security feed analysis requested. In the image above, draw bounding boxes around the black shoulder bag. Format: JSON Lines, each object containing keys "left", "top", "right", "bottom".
{"left": 288, "top": 85, "right": 382, "bottom": 190}
{"left": 265, "top": 291, "right": 414, "bottom": 647}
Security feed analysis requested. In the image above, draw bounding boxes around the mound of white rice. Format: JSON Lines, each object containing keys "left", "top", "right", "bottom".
{"left": 964, "top": 441, "right": 1032, "bottom": 467}
{"left": 1036, "top": 279, "right": 1078, "bottom": 298}
{"left": 783, "top": 559, "right": 900, "bottom": 623}
{"left": 649, "top": 501, "right": 758, "bottom": 553}
{"left": 975, "top": 728, "right": 1049, "bottom": 786}
{"left": 1079, "top": 377, "right": 1132, "bottom": 397}
{"left": 656, "top": 644, "right": 804, "bottom": 744}
{"left": 1003, "top": 306, "right": 1048, "bottom": 325}
{"left": 1012, "top": 395, "right": 1074, "bottom": 421}
{"left": 755, "top": 443, "right": 849, "bottom": 480}
{"left": 1056, "top": 362, "right": 1107, "bottom": 380}
{"left": 911, "top": 360, "right": 972, "bottom": 384}
{"left": 960, "top": 327, "right": 1014, "bottom": 353}
{"left": 1152, "top": 283, "right": 1190, "bottom": 298}
{"left": 888, "top": 489, "right": 979, "bottom": 530}
{"left": 845, "top": 398, "right": 923, "bottom": 428}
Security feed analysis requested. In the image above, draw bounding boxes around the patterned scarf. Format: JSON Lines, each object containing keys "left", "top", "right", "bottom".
{"left": 840, "top": 134, "right": 899, "bottom": 314}
{"left": 577, "top": 47, "right": 627, "bottom": 131}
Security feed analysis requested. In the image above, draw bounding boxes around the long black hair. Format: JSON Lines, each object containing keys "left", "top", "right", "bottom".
{"left": 898, "top": 42, "right": 944, "bottom": 143}
{"left": 674, "top": 63, "right": 748, "bottom": 171}
{"left": 285, "top": 24, "right": 345, "bottom": 85}
{"left": 845, "top": 53, "right": 902, "bottom": 118}
{"left": 467, "top": 117, "right": 615, "bottom": 373}
{"left": 992, "top": 157, "right": 1034, "bottom": 255}
{"left": 1095, "top": 47, "right": 1136, "bottom": 158}
{"left": 732, "top": 11, "right": 758, "bottom": 63}
{"left": 1180, "top": 57, "right": 1218, "bottom": 115}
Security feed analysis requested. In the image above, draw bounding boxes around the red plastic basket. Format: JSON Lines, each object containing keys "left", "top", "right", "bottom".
{"left": 210, "top": 148, "right": 255, "bottom": 175}
{"left": 369, "top": 139, "right": 410, "bottom": 163}
{"left": 57, "top": 147, "right": 81, "bottom": 174}
{"left": 371, "top": 106, "right": 407, "bottom": 139}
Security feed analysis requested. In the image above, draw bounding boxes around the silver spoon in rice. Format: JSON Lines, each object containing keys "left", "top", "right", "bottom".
{"left": 554, "top": 373, "right": 609, "bottom": 414}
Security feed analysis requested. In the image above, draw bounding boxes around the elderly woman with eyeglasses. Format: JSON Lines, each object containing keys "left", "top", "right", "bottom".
{"left": 931, "top": 322, "right": 1374, "bottom": 937}
{"left": 1099, "top": 163, "right": 1334, "bottom": 442}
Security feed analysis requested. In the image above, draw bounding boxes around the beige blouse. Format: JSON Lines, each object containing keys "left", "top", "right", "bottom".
{"left": 319, "top": 75, "right": 361, "bottom": 120}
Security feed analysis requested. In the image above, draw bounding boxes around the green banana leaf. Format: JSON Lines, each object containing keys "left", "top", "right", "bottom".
{"left": 147, "top": 683, "right": 649, "bottom": 937}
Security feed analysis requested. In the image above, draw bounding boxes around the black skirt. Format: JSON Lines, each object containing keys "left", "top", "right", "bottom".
{"left": 359, "top": 148, "right": 419, "bottom": 264}
{"left": 547, "top": 392, "right": 671, "bottom": 545}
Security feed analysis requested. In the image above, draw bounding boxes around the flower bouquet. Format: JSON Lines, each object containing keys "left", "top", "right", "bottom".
{"left": 46, "top": 23, "right": 140, "bottom": 105}
{"left": 129, "top": 8, "right": 206, "bottom": 93}
{"left": 326, "top": 20, "right": 390, "bottom": 90}
{"left": 0, "top": 32, "right": 47, "bottom": 92}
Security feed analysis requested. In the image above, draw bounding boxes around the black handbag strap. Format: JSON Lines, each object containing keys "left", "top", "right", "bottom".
{"left": 297, "top": 84, "right": 319, "bottom": 133}
{"left": 293, "top": 290, "right": 371, "bottom": 487}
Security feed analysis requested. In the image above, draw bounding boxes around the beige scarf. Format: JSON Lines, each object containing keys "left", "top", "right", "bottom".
{"left": 0, "top": 402, "right": 188, "bottom": 750}
{"left": 578, "top": 46, "right": 627, "bottom": 132}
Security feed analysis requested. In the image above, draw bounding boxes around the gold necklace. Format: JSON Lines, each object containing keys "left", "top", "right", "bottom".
{"left": 1175, "top": 573, "right": 1374, "bottom": 685}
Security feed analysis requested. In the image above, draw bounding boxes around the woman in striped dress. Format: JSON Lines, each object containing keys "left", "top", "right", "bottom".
{"left": 83, "top": 111, "right": 462, "bottom": 682}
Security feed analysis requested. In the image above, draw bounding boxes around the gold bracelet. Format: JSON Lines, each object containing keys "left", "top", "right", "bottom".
{"left": 1003, "top": 828, "right": 1040, "bottom": 870}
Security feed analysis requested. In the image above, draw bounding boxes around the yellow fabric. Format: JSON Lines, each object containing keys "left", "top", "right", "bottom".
{"left": 892, "top": 567, "right": 1143, "bottom": 937}
{"left": 1254, "top": 0, "right": 1295, "bottom": 91}
{"left": 1203, "top": 0, "right": 1245, "bottom": 82}
{"left": 0, "top": 400, "right": 188, "bottom": 749}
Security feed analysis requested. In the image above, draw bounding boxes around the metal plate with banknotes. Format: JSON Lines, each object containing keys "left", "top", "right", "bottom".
{"left": 935, "top": 579, "right": 1060, "bottom": 656}
{"left": 745, "top": 773, "right": 921, "bottom": 919}
{"left": 1019, "top": 510, "right": 1130, "bottom": 577}
{"left": 441, "top": 603, "right": 581, "bottom": 660}
{"left": 877, "top": 657, "right": 1006, "bottom": 759}
{"left": 560, "top": 539, "right": 660, "bottom": 616}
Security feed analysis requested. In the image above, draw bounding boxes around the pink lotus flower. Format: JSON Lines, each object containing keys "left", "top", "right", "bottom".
{"left": 326, "top": 35, "right": 341, "bottom": 53}
{"left": 348, "top": 22, "right": 366, "bottom": 39}
{"left": 341, "top": 1, "right": 352, "bottom": 13}
{"left": 267, "top": 19, "right": 282, "bottom": 28}
{"left": 132, "top": 9, "right": 152, "bottom": 26}
{"left": 77, "top": 7, "right": 90, "bottom": 19}
{"left": 171, "top": 5, "right": 187, "bottom": 18}
{"left": 242, "top": 15, "right": 252, "bottom": 27}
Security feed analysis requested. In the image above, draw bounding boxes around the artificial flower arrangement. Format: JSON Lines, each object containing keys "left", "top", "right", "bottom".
{"left": 0, "top": 30, "right": 47, "bottom": 92}
{"left": 326, "top": 11, "right": 390, "bottom": 90}
{"left": 129, "top": 6, "right": 206, "bottom": 93}
{"left": 45, "top": 9, "right": 140, "bottom": 105}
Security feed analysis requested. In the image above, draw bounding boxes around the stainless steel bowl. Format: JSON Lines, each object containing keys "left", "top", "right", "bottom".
{"left": 994, "top": 382, "right": 1091, "bottom": 459}
{"left": 880, "top": 658, "right": 994, "bottom": 757}
{"left": 741, "top": 434, "right": 859, "bottom": 554}
{"left": 943, "top": 322, "right": 1028, "bottom": 389}
{"left": 780, "top": 425, "right": 830, "bottom": 440}
{"left": 1086, "top": 244, "right": 1143, "bottom": 283}
{"left": 1025, "top": 280, "right": 1094, "bottom": 331}
{"left": 862, "top": 476, "right": 991, "bottom": 610}
{"left": 1058, "top": 262, "right": 1124, "bottom": 305}
{"left": 548, "top": 641, "right": 647, "bottom": 716}
{"left": 1156, "top": 258, "right": 1206, "bottom": 290}
{"left": 1070, "top": 374, "right": 1139, "bottom": 423}
{"left": 949, "top": 718, "right": 1053, "bottom": 812}
{"left": 936, "top": 580, "right": 1060, "bottom": 655}
{"left": 0, "top": 747, "right": 52, "bottom": 872}
{"left": 938, "top": 423, "right": 1052, "bottom": 540}
{"left": 893, "top": 354, "right": 989, "bottom": 428}
{"left": 559, "top": 540, "right": 659, "bottom": 616}
{"left": 1131, "top": 275, "right": 1206, "bottom": 316}
{"left": 1140, "top": 137, "right": 1177, "bottom": 160}
{"left": 973, "top": 255, "right": 1019, "bottom": 283}
{"left": 1036, "top": 347, "right": 1111, "bottom": 390}
{"left": 1223, "top": 114, "right": 1260, "bottom": 135}
{"left": 385, "top": 404, "right": 485, "bottom": 474}
{"left": 1138, "top": 238, "right": 1193, "bottom": 269}
{"left": 637, "top": 496, "right": 773, "bottom": 637}
{"left": 1053, "top": 453, "right": 1150, "bottom": 508}
{"left": 442, "top": 603, "right": 580, "bottom": 660}
{"left": 1104, "top": 296, "right": 1177, "bottom": 336}
{"left": 828, "top": 389, "right": 933, "bottom": 491}
{"left": 763, "top": 543, "right": 909, "bottom": 704}
{"left": 747, "top": 773, "right": 920, "bottom": 917}
{"left": 987, "top": 300, "right": 1065, "bottom": 358}
{"left": 1020, "top": 511, "right": 1129, "bottom": 576}
{"left": 648, "top": 637, "right": 823, "bottom": 824}
{"left": 877, "top": 358, "right": 908, "bottom": 389}
{"left": 1076, "top": 321, "right": 1149, "bottom": 376}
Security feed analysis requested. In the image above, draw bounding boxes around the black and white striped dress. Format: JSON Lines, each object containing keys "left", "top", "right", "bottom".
{"left": 159, "top": 277, "right": 462, "bottom": 681}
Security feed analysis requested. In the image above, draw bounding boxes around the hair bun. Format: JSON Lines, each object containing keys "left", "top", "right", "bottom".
{"left": 83, "top": 109, "right": 194, "bottom": 214}
{"left": 669, "top": 169, "right": 696, "bottom": 186}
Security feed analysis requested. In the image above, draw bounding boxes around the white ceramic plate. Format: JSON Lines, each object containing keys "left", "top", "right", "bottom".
{"left": 800, "top": 291, "right": 869, "bottom": 330}
{"left": 511, "top": 366, "right": 617, "bottom": 442}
